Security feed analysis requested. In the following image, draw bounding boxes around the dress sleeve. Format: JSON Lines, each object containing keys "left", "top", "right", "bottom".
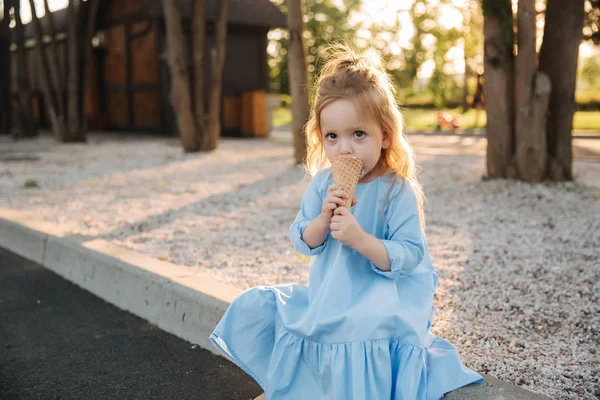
{"left": 289, "top": 171, "right": 329, "bottom": 256}
{"left": 371, "top": 182, "right": 425, "bottom": 279}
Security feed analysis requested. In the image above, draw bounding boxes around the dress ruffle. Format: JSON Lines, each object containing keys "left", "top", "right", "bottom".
{"left": 210, "top": 286, "right": 483, "bottom": 400}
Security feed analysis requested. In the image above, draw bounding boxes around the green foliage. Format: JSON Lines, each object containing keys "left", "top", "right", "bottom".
{"left": 268, "top": 0, "right": 363, "bottom": 94}
{"left": 273, "top": 107, "right": 292, "bottom": 127}
{"left": 579, "top": 56, "right": 600, "bottom": 91}
{"left": 584, "top": 0, "right": 600, "bottom": 45}
{"left": 267, "top": 0, "right": 481, "bottom": 109}
{"left": 481, "top": 0, "right": 514, "bottom": 47}
{"left": 390, "top": 2, "right": 428, "bottom": 93}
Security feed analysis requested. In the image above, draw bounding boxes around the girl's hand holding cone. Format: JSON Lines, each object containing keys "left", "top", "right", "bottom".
{"left": 331, "top": 156, "right": 363, "bottom": 209}
{"left": 320, "top": 184, "right": 358, "bottom": 223}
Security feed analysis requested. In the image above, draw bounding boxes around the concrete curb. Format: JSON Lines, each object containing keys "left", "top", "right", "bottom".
{"left": 0, "top": 207, "right": 239, "bottom": 356}
{"left": 0, "top": 208, "right": 550, "bottom": 399}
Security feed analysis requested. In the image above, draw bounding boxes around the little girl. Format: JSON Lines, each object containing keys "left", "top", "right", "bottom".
{"left": 210, "top": 44, "right": 483, "bottom": 399}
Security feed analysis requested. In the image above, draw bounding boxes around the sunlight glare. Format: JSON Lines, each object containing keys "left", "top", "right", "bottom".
{"left": 19, "top": 0, "right": 67, "bottom": 23}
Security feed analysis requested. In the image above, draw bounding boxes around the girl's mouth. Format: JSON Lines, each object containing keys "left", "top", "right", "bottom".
{"left": 352, "top": 156, "right": 365, "bottom": 179}
{"left": 349, "top": 156, "right": 366, "bottom": 179}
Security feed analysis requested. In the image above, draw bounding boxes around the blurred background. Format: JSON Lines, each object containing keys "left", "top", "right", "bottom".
{"left": 1, "top": 0, "right": 598, "bottom": 138}
{"left": 266, "top": 0, "right": 599, "bottom": 133}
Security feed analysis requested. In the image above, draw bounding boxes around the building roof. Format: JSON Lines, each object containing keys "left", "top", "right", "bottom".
{"left": 23, "top": 0, "right": 286, "bottom": 38}
{"left": 145, "top": 0, "right": 286, "bottom": 28}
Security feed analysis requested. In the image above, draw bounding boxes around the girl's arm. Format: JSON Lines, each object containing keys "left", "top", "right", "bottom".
{"left": 353, "top": 233, "right": 391, "bottom": 271}
{"left": 301, "top": 214, "right": 330, "bottom": 249}
{"left": 290, "top": 171, "right": 337, "bottom": 256}
{"left": 368, "top": 184, "right": 425, "bottom": 279}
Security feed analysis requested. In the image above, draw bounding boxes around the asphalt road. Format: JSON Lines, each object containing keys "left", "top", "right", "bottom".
{"left": 0, "top": 247, "right": 261, "bottom": 400}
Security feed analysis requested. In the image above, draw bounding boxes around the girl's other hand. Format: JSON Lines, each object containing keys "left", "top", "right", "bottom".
{"left": 330, "top": 206, "right": 364, "bottom": 249}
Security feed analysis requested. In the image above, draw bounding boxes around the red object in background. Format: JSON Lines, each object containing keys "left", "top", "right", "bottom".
{"left": 436, "top": 112, "right": 460, "bottom": 132}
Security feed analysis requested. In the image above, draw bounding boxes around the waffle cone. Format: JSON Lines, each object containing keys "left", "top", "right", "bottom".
{"left": 331, "top": 156, "right": 363, "bottom": 208}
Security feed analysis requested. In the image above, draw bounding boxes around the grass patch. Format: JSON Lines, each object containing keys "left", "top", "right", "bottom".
{"left": 272, "top": 107, "right": 600, "bottom": 131}
{"left": 401, "top": 108, "right": 488, "bottom": 131}
{"left": 273, "top": 107, "right": 292, "bottom": 127}
{"left": 402, "top": 109, "right": 599, "bottom": 131}
{"left": 573, "top": 111, "right": 600, "bottom": 130}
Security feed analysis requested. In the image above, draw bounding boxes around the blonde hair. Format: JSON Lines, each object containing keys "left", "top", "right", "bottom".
{"left": 304, "top": 43, "right": 425, "bottom": 229}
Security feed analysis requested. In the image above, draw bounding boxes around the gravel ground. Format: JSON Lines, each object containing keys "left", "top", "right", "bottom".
{"left": 1, "top": 130, "right": 599, "bottom": 399}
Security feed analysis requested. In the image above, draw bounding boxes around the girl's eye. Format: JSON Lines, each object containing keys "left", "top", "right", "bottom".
{"left": 354, "top": 130, "right": 366, "bottom": 139}
{"left": 325, "top": 133, "right": 337, "bottom": 140}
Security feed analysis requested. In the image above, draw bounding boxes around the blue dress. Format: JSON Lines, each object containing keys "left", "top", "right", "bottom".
{"left": 210, "top": 170, "right": 483, "bottom": 399}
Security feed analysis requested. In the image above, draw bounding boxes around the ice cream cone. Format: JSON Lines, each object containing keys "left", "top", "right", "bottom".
{"left": 331, "top": 156, "right": 363, "bottom": 209}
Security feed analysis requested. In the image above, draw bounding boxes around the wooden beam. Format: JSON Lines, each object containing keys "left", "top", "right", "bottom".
{"left": 259, "top": 28, "right": 268, "bottom": 91}
{"left": 104, "top": 12, "right": 150, "bottom": 28}
{"left": 124, "top": 22, "right": 133, "bottom": 127}
{"left": 14, "top": 0, "right": 37, "bottom": 137}
{"left": 78, "top": 0, "right": 100, "bottom": 136}
{"left": 105, "top": 82, "right": 160, "bottom": 92}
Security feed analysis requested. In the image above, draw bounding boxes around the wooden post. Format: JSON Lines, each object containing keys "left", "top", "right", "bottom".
{"left": 286, "top": 0, "right": 310, "bottom": 165}
{"left": 539, "top": 0, "right": 585, "bottom": 181}
{"left": 78, "top": 0, "right": 100, "bottom": 138}
{"left": 515, "top": 0, "right": 548, "bottom": 182}
{"left": 0, "top": 0, "right": 12, "bottom": 134}
{"left": 482, "top": 0, "right": 514, "bottom": 178}
{"left": 192, "top": 0, "right": 206, "bottom": 139}
{"left": 13, "top": 0, "right": 37, "bottom": 138}
{"left": 66, "top": 0, "right": 81, "bottom": 141}
{"left": 44, "top": 0, "right": 64, "bottom": 92}
{"left": 163, "top": 0, "right": 199, "bottom": 152}
{"left": 205, "top": 0, "right": 228, "bottom": 150}
{"left": 27, "top": 0, "right": 65, "bottom": 139}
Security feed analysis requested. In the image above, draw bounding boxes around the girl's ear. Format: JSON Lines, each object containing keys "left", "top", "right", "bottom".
{"left": 382, "top": 131, "right": 391, "bottom": 150}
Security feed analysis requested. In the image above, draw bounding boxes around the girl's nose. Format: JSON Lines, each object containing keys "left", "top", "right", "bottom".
{"left": 339, "top": 141, "right": 353, "bottom": 155}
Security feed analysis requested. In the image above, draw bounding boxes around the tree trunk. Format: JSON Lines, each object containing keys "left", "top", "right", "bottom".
{"left": 163, "top": 0, "right": 199, "bottom": 152}
{"left": 538, "top": 0, "right": 585, "bottom": 181}
{"left": 462, "top": 58, "right": 470, "bottom": 111}
{"left": 287, "top": 0, "right": 310, "bottom": 166}
{"left": 514, "top": 0, "right": 549, "bottom": 182}
{"left": 78, "top": 0, "right": 100, "bottom": 138}
{"left": 192, "top": 0, "right": 206, "bottom": 139}
{"left": 483, "top": 0, "right": 514, "bottom": 178}
{"left": 14, "top": 0, "right": 37, "bottom": 138}
{"left": 28, "top": 0, "right": 65, "bottom": 139}
{"left": 461, "top": 6, "right": 470, "bottom": 111}
{"left": 0, "top": 0, "right": 13, "bottom": 134}
{"left": 44, "top": 0, "right": 64, "bottom": 111}
{"left": 205, "top": 0, "right": 228, "bottom": 150}
{"left": 65, "top": 0, "right": 81, "bottom": 142}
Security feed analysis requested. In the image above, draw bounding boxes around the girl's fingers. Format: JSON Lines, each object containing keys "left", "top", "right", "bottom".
{"left": 325, "top": 195, "right": 346, "bottom": 207}
{"left": 327, "top": 186, "right": 348, "bottom": 198}
{"left": 351, "top": 198, "right": 358, "bottom": 206}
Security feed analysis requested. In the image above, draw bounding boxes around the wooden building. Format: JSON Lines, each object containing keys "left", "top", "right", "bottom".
{"left": 11, "top": 0, "right": 285, "bottom": 137}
